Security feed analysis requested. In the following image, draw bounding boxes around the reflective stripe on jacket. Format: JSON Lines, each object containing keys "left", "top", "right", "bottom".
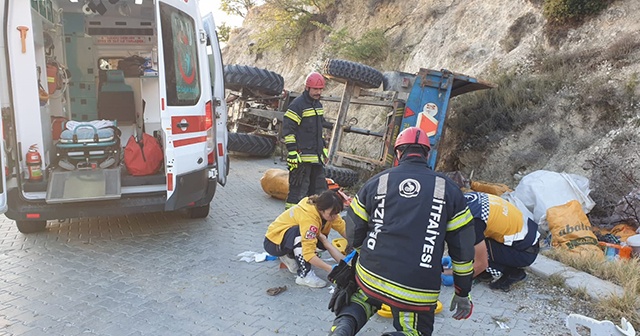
{"left": 282, "top": 90, "right": 326, "bottom": 163}
{"left": 347, "top": 155, "right": 476, "bottom": 311}
{"left": 464, "top": 191, "right": 540, "bottom": 249}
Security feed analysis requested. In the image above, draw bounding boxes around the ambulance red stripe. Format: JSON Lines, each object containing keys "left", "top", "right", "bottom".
{"left": 174, "top": 136, "right": 207, "bottom": 147}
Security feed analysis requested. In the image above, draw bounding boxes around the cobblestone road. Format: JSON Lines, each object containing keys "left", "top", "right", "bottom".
{"left": 0, "top": 155, "right": 581, "bottom": 335}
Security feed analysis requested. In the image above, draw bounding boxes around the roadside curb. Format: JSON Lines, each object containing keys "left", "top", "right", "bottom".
{"left": 528, "top": 254, "right": 625, "bottom": 301}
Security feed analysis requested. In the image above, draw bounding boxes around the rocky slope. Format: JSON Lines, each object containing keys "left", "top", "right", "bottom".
{"left": 221, "top": 0, "right": 640, "bottom": 222}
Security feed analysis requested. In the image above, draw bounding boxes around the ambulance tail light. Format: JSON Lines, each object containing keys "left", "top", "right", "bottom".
{"left": 205, "top": 100, "right": 215, "bottom": 165}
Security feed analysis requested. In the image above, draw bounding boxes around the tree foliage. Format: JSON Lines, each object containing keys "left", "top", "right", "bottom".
{"left": 217, "top": 23, "right": 231, "bottom": 43}
{"left": 220, "top": 0, "right": 257, "bottom": 18}
{"left": 251, "top": 0, "right": 335, "bottom": 52}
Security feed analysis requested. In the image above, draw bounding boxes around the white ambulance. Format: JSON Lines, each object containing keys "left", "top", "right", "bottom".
{"left": 0, "top": 0, "right": 228, "bottom": 233}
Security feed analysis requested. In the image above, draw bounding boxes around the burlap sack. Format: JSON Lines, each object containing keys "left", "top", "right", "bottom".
{"left": 260, "top": 168, "right": 289, "bottom": 200}
{"left": 471, "top": 180, "right": 512, "bottom": 196}
{"left": 548, "top": 200, "right": 603, "bottom": 257}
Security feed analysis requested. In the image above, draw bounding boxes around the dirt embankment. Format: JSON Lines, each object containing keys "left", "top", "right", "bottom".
{"left": 223, "top": 0, "right": 640, "bottom": 221}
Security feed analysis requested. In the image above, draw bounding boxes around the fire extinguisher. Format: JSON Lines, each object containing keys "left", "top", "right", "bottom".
{"left": 46, "top": 63, "right": 59, "bottom": 94}
{"left": 26, "top": 144, "right": 43, "bottom": 182}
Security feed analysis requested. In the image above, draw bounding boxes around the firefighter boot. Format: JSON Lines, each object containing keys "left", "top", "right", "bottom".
{"left": 328, "top": 316, "right": 357, "bottom": 336}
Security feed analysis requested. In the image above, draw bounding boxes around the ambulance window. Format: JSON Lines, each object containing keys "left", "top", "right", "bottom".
{"left": 160, "top": 3, "right": 201, "bottom": 106}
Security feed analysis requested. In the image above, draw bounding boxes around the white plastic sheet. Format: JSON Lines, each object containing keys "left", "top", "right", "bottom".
{"left": 502, "top": 170, "right": 596, "bottom": 236}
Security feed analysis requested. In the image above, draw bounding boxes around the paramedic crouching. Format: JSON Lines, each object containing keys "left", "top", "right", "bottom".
{"left": 463, "top": 191, "right": 540, "bottom": 291}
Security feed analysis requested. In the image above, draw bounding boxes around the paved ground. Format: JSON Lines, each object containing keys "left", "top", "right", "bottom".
{"left": 0, "top": 155, "right": 612, "bottom": 335}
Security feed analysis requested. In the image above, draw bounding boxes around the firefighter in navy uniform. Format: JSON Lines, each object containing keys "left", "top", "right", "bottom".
{"left": 327, "top": 127, "right": 476, "bottom": 336}
{"left": 282, "top": 72, "right": 329, "bottom": 209}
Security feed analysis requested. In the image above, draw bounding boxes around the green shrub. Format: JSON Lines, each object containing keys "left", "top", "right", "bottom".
{"left": 326, "top": 28, "right": 351, "bottom": 56}
{"left": 326, "top": 28, "right": 388, "bottom": 65}
{"left": 543, "top": 0, "right": 611, "bottom": 24}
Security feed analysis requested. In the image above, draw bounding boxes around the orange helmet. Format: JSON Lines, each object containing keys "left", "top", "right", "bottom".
{"left": 305, "top": 72, "right": 326, "bottom": 89}
{"left": 394, "top": 127, "right": 431, "bottom": 151}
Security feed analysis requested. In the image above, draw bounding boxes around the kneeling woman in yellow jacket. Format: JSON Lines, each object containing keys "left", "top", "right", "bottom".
{"left": 264, "top": 190, "right": 347, "bottom": 288}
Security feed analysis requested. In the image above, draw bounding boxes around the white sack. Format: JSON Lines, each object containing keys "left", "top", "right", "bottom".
{"left": 507, "top": 170, "right": 596, "bottom": 236}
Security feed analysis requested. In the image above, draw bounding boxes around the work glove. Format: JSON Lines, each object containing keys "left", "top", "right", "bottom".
{"left": 327, "top": 251, "right": 358, "bottom": 287}
{"left": 287, "top": 151, "right": 301, "bottom": 171}
{"left": 328, "top": 280, "right": 358, "bottom": 314}
{"left": 449, "top": 294, "right": 473, "bottom": 320}
{"left": 327, "top": 251, "right": 359, "bottom": 314}
{"left": 322, "top": 148, "right": 329, "bottom": 163}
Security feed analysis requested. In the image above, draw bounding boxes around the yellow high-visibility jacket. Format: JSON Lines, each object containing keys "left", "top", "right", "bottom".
{"left": 265, "top": 197, "right": 346, "bottom": 261}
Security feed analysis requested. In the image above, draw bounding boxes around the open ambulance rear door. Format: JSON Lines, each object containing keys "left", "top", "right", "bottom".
{"left": 158, "top": 1, "right": 216, "bottom": 210}
{"left": 0, "top": 100, "right": 7, "bottom": 214}
{"left": 202, "top": 13, "right": 228, "bottom": 186}
{"left": 0, "top": 0, "right": 6, "bottom": 213}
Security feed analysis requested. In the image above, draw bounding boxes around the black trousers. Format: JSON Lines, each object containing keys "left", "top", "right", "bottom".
{"left": 330, "top": 289, "right": 435, "bottom": 336}
{"left": 285, "top": 163, "right": 327, "bottom": 209}
{"left": 263, "top": 226, "right": 327, "bottom": 277}
{"left": 486, "top": 239, "right": 539, "bottom": 273}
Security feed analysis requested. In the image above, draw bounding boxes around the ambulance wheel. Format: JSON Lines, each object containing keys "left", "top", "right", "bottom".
{"left": 324, "top": 165, "right": 359, "bottom": 188}
{"left": 16, "top": 220, "right": 47, "bottom": 234}
{"left": 228, "top": 132, "right": 276, "bottom": 157}
{"left": 187, "top": 205, "right": 210, "bottom": 219}
{"left": 224, "top": 64, "right": 284, "bottom": 96}
{"left": 322, "top": 59, "right": 383, "bottom": 89}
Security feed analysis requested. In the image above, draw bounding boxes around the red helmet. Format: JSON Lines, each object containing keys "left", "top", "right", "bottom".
{"left": 394, "top": 126, "right": 431, "bottom": 151}
{"left": 305, "top": 72, "right": 326, "bottom": 89}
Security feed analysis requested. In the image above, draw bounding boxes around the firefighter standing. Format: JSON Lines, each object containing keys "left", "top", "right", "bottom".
{"left": 283, "top": 72, "right": 329, "bottom": 209}
{"left": 327, "top": 127, "right": 476, "bottom": 336}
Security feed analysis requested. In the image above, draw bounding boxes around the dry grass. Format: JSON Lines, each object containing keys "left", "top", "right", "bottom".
{"left": 604, "top": 34, "right": 640, "bottom": 67}
{"left": 573, "top": 286, "right": 592, "bottom": 301}
{"left": 543, "top": 248, "right": 640, "bottom": 326}
{"left": 546, "top": 272, "right": 567, "bottom": 288}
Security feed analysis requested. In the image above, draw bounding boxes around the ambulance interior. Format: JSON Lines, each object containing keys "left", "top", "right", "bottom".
{"left": 22, "top": 0, "right": 164, "bottom": 203}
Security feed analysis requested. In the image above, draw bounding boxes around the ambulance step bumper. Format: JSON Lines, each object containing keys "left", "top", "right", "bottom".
{"left": 46, "top": 168, "right": 121, "bottom": 204}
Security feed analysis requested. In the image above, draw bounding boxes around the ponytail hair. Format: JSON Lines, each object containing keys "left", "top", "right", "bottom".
{"left": 308, "top": 190, "right": 344, "bottom": 215}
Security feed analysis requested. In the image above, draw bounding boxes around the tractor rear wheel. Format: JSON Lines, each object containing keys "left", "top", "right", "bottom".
{"left": 322, "top": 59, "right": 384, "bottom": 89}
{"left": 224, "top": 65, "right": 284, "bottom": 96}
{"left": 324, "top": 165, "right": 360, "bottom": 188}
{"left": 228, "top": 132, "right": 276, "bottom": 157}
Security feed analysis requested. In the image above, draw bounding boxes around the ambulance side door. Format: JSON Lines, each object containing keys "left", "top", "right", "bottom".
{"left": 0, "top": 106, "right": 7, "bottom": 213}
{"left": 158, "top": 1, "right": 211, "bottom": 207}
{"left": 202, "top": 13, "right": 228, "bottom": 186}
{"left": 0, "top": 3, "right": 7, "bottom": 213}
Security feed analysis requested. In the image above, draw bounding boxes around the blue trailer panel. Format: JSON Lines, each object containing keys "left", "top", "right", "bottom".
{"left": 402, "top": 69, "right": 494, "bottom": 168}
